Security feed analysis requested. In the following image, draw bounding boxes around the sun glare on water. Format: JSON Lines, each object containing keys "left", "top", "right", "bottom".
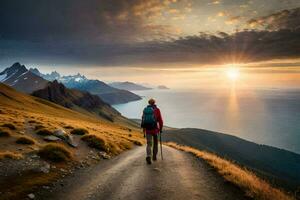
{"left": 226, "top": 67, "right": 240, "bottom": 81}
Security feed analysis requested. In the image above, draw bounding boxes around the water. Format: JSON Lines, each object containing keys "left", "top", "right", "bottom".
{"left": 113, "top": 88, "right": 300, "bottom": 154}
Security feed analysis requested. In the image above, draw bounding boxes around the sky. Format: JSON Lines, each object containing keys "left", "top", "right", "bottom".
{"left": 0, "top": 0, "right": 300, "bottom": 88}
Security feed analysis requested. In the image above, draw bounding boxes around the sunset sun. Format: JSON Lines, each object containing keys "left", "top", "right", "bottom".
{"left": 226, "top": 67, "right": 240, "bottom": 81}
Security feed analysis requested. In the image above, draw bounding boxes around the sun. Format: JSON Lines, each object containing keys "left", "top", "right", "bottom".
{"left": 226, "top": 67, "right": 240, "bottom": 81}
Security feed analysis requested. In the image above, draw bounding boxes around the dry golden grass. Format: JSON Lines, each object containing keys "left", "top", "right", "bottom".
{"left": 166, "top": 142, "right": 295, "bottom": 200}
{"left": 38, "top": 143, "right": 72, "bottom": 162}
{"left": 0, "top": 129, "right": 11, "bottom": 137}
{"left": 0, "top": 151, "right": 23, "bottom": 160}
{"left": 16, "top": 136, "right": 36, "bottom": 145}
{"left": 64, "top": 125, "right": 74, "bottom": 129}
{"left": 34, "top": 124, "right": 45, "bottom": 130}
{"left": 119, "top": 141, "right": 133, "bottom": 150}
{"left": 81, "top": 134, "right": 108, "bottom": 152}
{"left": 71, "top": 128, "right": 88, "bottom": 135}
{"left": 1, "top": 123, "right": 16, "bottom": 130}
{"left": 0, "top": 83, "right": 144, "bottom": 161}
{"left": 0, "top": 170, "right": 61, "bottom": 200}
{"left": 35, "top": 129, "right": 53, "bottom": 136}
{"left": 133, "top": 140, "right": 143, "bottom": 146}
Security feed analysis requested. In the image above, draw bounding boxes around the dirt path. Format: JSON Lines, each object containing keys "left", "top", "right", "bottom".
{"left": 37, "top": 146, "right": 249, "bottom": 200}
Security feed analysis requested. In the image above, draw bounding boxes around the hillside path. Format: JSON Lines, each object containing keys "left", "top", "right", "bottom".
{"left": 38, "top": 146, "right": 249, "bottom": 200}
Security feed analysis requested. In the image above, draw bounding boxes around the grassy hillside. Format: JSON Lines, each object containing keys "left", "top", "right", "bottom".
{"left": 163, "top": 128, "right": 300, "bottom": 191}
{"left": 167, "top": 143, "right": 295, "bottom": 200}
{"left": 0, "top": 83, "right": 143, "bottom": 199}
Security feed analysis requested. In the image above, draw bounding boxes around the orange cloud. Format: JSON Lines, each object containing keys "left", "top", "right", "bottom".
{"left": 225, "top": 16, "right": 241, "bottom": 25}
{"left": 217, "top": 11, "right": 227, "bottom": 17}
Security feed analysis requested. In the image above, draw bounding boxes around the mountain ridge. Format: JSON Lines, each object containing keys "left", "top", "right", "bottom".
{"left": 30, "top": 68, "right": 142, "bottom": 104}
{"left": 0, "top": 63, "right": 48, "bottom": 93}
{"left": 109, "top": 81, "right": 152, "bottom": 91}
{"left": 31, "top": 80, "right": 120, "bottom": 122}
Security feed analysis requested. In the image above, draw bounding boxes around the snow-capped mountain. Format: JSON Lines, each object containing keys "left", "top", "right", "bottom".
{"left": 29, "top": 68, "right": 61, "bottom": 81}
{"left": 0, "top": 63, "right": 48, "bottom": 93}
{"left": 60, "top": 75, "right": 141, "bottom": 104}
{"left": 1, "top": 63, "right": 141, "bottom": 104}
{"left": 31, "top": 69, "right": 141, "bottom": 104}
{"left": 59, "top": 73, "right": 88, "bottom": 87}
{"left": 30, "top": 68, "right": 87, "bottom": 84}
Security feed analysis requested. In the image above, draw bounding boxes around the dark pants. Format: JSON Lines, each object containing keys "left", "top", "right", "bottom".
{"left": 146, "top": 133, "right": 158, "bottom": 158}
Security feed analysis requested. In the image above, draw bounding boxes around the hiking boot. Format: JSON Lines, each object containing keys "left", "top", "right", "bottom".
{"left": 146, "top": 156, "right": 152, "bottom": 164}
{"left": 153, "top": 155, "right": 157, "bottom": 161}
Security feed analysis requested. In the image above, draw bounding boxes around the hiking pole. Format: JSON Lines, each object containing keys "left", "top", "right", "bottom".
{"left": 160, "top": 130, "right": 163, "bottom": 160}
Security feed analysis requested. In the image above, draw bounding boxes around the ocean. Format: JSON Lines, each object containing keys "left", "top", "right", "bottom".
{"left": 113, "top": 88, "right": 300, "bottom": 154}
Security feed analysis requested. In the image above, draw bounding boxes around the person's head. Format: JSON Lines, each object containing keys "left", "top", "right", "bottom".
{"left": 148, "top": 98, "right": 155, "bottom": 105}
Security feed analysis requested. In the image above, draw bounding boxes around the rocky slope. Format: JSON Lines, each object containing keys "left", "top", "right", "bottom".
{"left": 32, "top": 80, "right": 120, "bottom": 122}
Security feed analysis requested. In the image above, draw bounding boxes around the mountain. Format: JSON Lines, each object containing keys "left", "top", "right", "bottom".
{"left": 30, "top": 68, "right": 60, "bottom": 81}
{"left": 163, "top": 128, "right": 300, "bottom": 191}
{"left": 109, "top": 81, "right": 152, "bottom": 91}
{"left": 59, "top": 73, "right": 86, "bottom": 85}
{"left": 31, "top": 69, "right": 142, "bottom": 105}
{"left": 63, "top": 79, "right": 142, "bottom": 105}
{"left": 32, "top": 80, "right": 120, "bottom": 121}
{"left": 0, "top": 63, "right": 48, "bottom": 93}
{"left": 157, "top": 85, "right": 169, "bottom": 89}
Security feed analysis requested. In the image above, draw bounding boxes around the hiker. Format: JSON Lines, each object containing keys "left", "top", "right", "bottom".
{"left": 141, "top": 98, "right": 163, "bottom": 164}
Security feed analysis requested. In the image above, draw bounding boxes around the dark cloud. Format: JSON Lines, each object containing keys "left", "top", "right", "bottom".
{"left": 247, "top": 7, "right": 300, "bottom": 30}
{"left": 149, "top": 29, "right": 300, "bottom": 64}
{"left": 3, "top": 27, "right": 298, "bottom": 66}
{"left": 0, "top": 1, "right": 299, "bottom": 67}
{"left": 0, "top": 0, "right": 182, "bottom": 43}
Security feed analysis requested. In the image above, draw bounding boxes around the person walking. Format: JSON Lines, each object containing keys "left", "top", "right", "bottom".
{"left": 141, "top": 98, "right": 163, "bottom": 164}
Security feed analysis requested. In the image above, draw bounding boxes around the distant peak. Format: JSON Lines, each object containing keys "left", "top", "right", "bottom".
{"left": 157, "top": 85, "right": 169, "bottom": 89}
{"left": 75, "top": 73, "right": 86, "bottom": 78}
{"left": 66, "top": 73, "right": 86, "bottom": 79}
{"left": 9, "top": 62, "right": 27, "bottom": 72}
{"left": 29, "top": 67, "right": 40, "bottom": 73}
{"left": 50, "top": 71, "right": 60, "bottom": 76}
{"left": 12, "top": 62, "right": 21, "bottom": 67}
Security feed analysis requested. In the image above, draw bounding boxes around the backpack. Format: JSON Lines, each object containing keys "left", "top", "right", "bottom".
{"left": 141, "top": 106, "right": 157, "bottom": 130}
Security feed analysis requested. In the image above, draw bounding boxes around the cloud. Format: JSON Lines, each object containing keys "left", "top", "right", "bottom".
{"left": 3, "top": 27, "right": 299, "bottom": 67}
{"left": 0, "top": 0, "right": 188, "bottom": 43}
{"left": 129, "top": 28, "right": 300, "bottom": 65}
{"left": 217, "top": 11, "right": 227, "bottom": 17}
{"left": 0, "top": 2, "right": 299, "bottom": 67}
{"left": 209, "top": 0, "right": 221, "bottom": 5}
{"left": 225, "top": 16, "right": 242, "bottom": 25}
{"left": 247, "top": 7, "right": 300, "bottom": 30}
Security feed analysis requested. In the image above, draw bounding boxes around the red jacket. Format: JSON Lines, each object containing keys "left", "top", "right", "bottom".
{"left": 143, "top": 105, "right": 163, "bottom": 135}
